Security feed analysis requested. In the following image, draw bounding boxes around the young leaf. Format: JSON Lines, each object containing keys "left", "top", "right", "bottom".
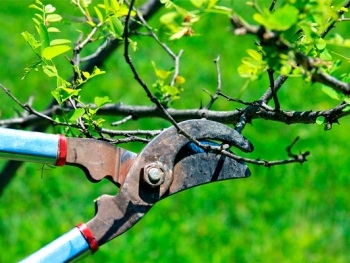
{"left": 42, "top": 65, "right": 57, "bottom": 77}
{"left": 51, "top": 89, "right": 63, "bottom": 105}
{"left": 247, "top": 49, "right": 262, "bottom": 61}
{"left": 342, "top": 105, "right": 350, "bottom": 112}
{"left": 29, "top": 4, "right": 43, "bottom": 12}
{"left": 42, "top": 45, "right": 71, "bottom": 60}
{"left": 169, "top": 27, "right": 188, "bottom": 40}
{"left": 94, "top": 96, "right": 111, "bottom": 108}
{"left": 110, "top": 16, "right": 124, "bottom": 36}
{"left": 110, "top": 0, "right": 120, "bottom": 12}
{"left": 37, "top": 23, "right": 50, "bottom": 49}
{"left": 82, "top": 71, "right": 91, "bottom": 79}
{"left": 81, "top": 0, "right": 92, "bottom": 8}
{"left": 53, "top": 86, "right": 80, "bottom": 104}
{"left": 94, "top": 6, "right": 104, "bottom": 22}
{"left": 316, "top": 38, "right": 326, "bottom": 50}
{"left": 67, "top": 108, "right": 85, "bottom": 122}
{"left": 91, "top": 66, "right": 106, "bottom": 76}
{"left": 50, "top": 39, "right": 71, "bottom": 46}
{"left": 44, "top": 4, "right": 56, "bottom": 13}
{"left": 47, "top": 27, "right": 60, "bottom": 33}
{"left": 46, "top": 14, "right": 62, "bottom": 23}
{"left": 151, "top": 61, "right": 173, "bottom": 80}
{"left": 21, "top": 31, "right": 41, "bottom": 50}
{"left": 270, "top": 5, "right": 298, "bottom": 31}
{"left": 190, "top": 0, "right": 206, "bottom": 8}
{"left": 321, "top": 86, "right": 343, "bottom": 100}
{"left": 254, "top": 5, "right": 298, "bottom": 31}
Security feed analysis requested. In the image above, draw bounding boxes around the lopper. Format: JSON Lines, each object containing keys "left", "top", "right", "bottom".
{"left": 0, "top": 119, "right": 253, "bottom": 262}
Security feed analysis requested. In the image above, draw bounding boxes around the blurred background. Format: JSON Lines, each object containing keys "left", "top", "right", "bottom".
{"left": 0, "top": 0, "right": 350, "bottom": 262}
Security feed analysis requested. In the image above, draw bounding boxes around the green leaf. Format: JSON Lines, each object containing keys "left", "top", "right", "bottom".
{"left": 42, "top": 65, "right": 57, "bottom": 77}
{"left": 321, "top": 86, "right": 343, "bottom": 100}
{"left": 29, "top": 4, "right": 42, "bottom": 12}
{"left": 151, "top": 61, "right": 173, "bottom": 80}
{"left": 82, "top": 71, "right": 91, "bottom": 79}
{"left": 51, "top": 89, "right": 63, "bottom": 105}
{"left": 52, "top": 86, "right": 80, "bottom": 105}
{"left": 271, "top": 5, "right": 299, "bottom": 31}
{"left": 169, "top": 27, "right": 188, "bottom": 40}
{"left": 37, "top": 23, "right": 50, "bottom": 49}
{"left": 34, "top": 14, "right": 43, "bottom": 21}
{"left": 342, "top": 105, "right": 350, "bottom": 112}
{"left": 42, "top": 45, "right": 71, "bottom": 60}
{"left": 44, "top": 4, "right": 56, "bottom": 13}
{"left": 67, "top": 108, "right": 85, "bottom": 122}
{"left": 110, "top": 16, "right": 124, "bottom": 36}
{"left": 160, "top": 12, "right": 178, "bottom": 24}
{"left": 91, "top": 66, "right": 105, "bottom": 76}
{"left": 94, "top": 6, "right": 104, "bottom": 22}
{"left": 238, "top": 64, "right": 258, "bottom": 80}
{"left": 88, "top": 108, "right": 98, "bottom": 115}
{"left": 46, "top": 14, "right": 62, "bottom": 22}
{"left": 110, "top": 0, "right": 120, "bottom": 12}
{"left": 81, "top": 0, "right": 92, "bottom": 8}
{"left": 163, "top": 85, "right": 179, "bottom": 96}
{"left": 32, "top": 17, "right": 41, "bottom": 25}
{"left": 253, "top": 5, "right": 298, "bottom": 31}
{"left": 21, "top": 31, "right": 41, "bottom": 50}
{"left": 247, "top": 49, "right": 262, "bottom": 61}
{"left": 94, "top": 96, "right": 111, "bottom": 108}
{"left": 50, "top": 39, "right": 71, "bottom": 46}
{"left": 316, "top": 38, "right": 326, "bottom": 50}
{"left": 160, "top": 0, "right": 174, "bottom": 8}
{"left": 319, "top": 49, "right": 332, "bottom": 61}
{"left": 190, "top": 0, "right": 206, "bottom": 8}
{"left": 316, "top": 116, "right": 325, "bottom": 125}
{"left": 47, "top": 27, "right": 60, "bottom": 33}
{"left": 53, "top": 114, "right": 65, "bottom": 124}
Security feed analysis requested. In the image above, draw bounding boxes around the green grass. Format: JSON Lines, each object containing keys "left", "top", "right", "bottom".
{"left": 1, "top": 0, "right": 350, "bottom": 262}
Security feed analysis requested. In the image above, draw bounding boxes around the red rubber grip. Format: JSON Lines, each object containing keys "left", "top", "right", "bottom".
{"left": 56, "top": 135, "right": 67, "bottom": 166}
{"left": 76, "top": 223, "right": 99, "bottom": 253}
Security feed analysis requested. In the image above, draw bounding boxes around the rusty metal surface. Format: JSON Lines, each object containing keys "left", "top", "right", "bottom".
{"left": 66, "top": 138, "right": 136, "bottom": 187}
{"left": 86, "top": 120, "right": 253, "bottom": 246}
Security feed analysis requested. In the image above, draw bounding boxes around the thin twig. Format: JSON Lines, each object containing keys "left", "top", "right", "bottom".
{"left": 111, "top": 115, "right": 133, "bottom": 126}
{"left": 0, "top": 84, "right": 58, "bottom": 124}
{"left": 206, "top": 55, "right": 222, "bottom": 110}
{"left": 217, "top": 92, "right": 252, "bottom": 106}
{"left": 101, "top": 128, "right": 162, "bottom": 137}
{"left": 267, "top": 68, "right": 280, "bottom": 110}
{"left": 135, "top": 9, "right": 184, "bottom": 87}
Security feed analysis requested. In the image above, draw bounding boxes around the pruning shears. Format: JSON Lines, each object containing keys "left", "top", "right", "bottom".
{"left": 0, "top": 120, "right": 253, "bottom": 262}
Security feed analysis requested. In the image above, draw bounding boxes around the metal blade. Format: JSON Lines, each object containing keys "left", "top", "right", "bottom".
{"left": 66, "top": 138, "right": 136, "bottom": 187}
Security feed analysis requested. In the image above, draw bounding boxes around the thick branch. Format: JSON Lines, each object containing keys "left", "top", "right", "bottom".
{"left": 1, "top": 101, "right": 349, "bottom": 127}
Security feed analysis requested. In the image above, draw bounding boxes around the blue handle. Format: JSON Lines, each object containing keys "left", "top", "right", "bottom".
{"left": 0, "top": 128, "right": 65, "bottom": 165}
{"left": 19, "top": 227, "right": 91, "bottom": 263}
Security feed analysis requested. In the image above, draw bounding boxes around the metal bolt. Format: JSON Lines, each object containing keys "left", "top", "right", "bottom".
{"left": 147, "top": 167, "right": 163, "bottom": 184}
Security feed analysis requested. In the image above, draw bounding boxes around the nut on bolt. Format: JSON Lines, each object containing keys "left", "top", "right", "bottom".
{"left": 143, "top": 163, "right": 165, "bottom": 187}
